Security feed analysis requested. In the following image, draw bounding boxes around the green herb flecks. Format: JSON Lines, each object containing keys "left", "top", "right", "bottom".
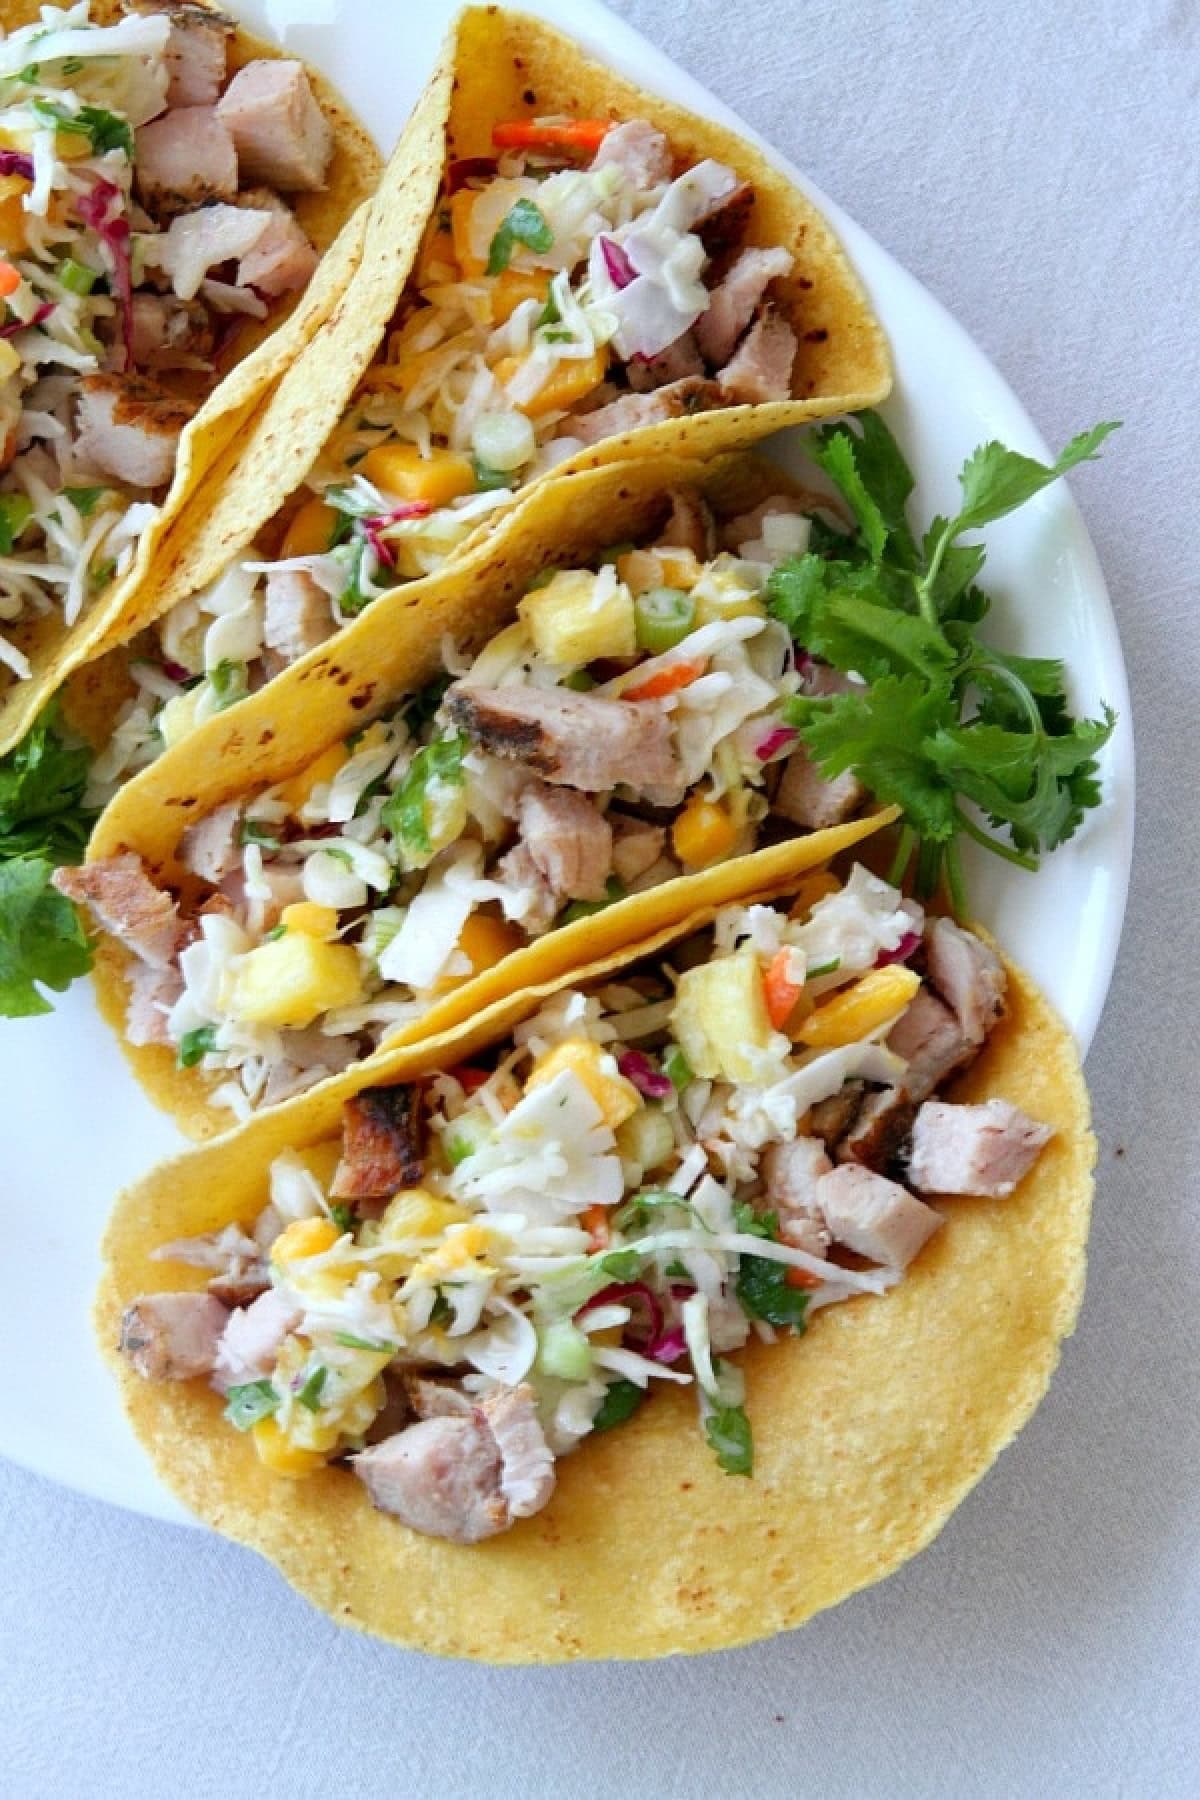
{"left": 593, "top": 1378, "right": 644, "bottom": 1433}
{"left": 178, "top": 1025, "right": 218, "bottom": 1068}
{"left": 381, "top": 732, "right": 467, "bottom": 859}
{"left": 223, "top": 1380, "right": 279, "bottom": 1431}
{"left": 487, "top": 198, "right": 553, "bottom": 275}
{"left": 704, "top": 1402, "right": 753, "bottom": 1475}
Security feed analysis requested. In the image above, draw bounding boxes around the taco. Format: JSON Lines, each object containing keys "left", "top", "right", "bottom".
{"left": 60, "top": 0, "right": 890, "bottom": 772}
{"left": 98, "top": 855, "right": 1094, "bottom": 1661}
{"left": 0, "top": 0, "right": 381, "bottom": 753}
{"left": 61, "top": 451, "right": 903, "bottom": 1135}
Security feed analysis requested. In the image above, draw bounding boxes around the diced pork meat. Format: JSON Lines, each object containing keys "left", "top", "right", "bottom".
{"left": 609, "top": 814, "right": 666, "bottom": 886}
{"left": 124, "top": 959, "right": 184, "bottom": 1047}
{"left": 212, "top": 1287, "right": 301, "bottom": 1391}
{"left": 216, "top": 58, "right": 333, "bottom": 191}
{"left": 403, "top": 1376, "right": 475, "bottom": 1419}
{"left": 147, "top": 204, "right": 273, "bottom": 302}
{"left": 446, "top": 683, "right": 682, "bottom": 803}
{"left": 74, "top": 374, "right": 194, "bottom": 489}
{"left": 119, "top": 1291, "right": 229, "bottom": 1381}
{"left": 626, "top": 331, "right": 705, "bottom": 393}
{"left": 135, "top": 106, "right": 237, "bottom": 219}
{"left": 179, "top": 800, "right": 243, "bottom": 885}
{"left": 263, "top": 568, "right": 334, "bottom": 665}
{"left": 694, "top": 180, "right": 756, "bottom": 258}
{"left": 130, "top": 293, "right": 214, "bottom": 370}
{"left": 816, "top": 1164, "right": 942, "bottom": 1269}
{"left": 569, "top": 377, "right": 723, "bottom": 447}
{"left": 155, "top": 1220, "right": 270, "bottom": 1308}
{"left": 591, "top": 117, "right": 673, "bottom": 188}
{"left": 235, "top": 188, "right": 319, "bottom": 295}
{"left": 774, "top": 744, "right": 863, "bottom": 830}
{"left": 718, "top": 305, "right": 797, "bottom": 404}
{"left": 352, "top": 1381, "right": 555, "bottom": 1542}
{"left": 764, "top": 1135, "right": 833, "bottom": 1218}
{"left": 494, "top": 839, "right": 559, "bottom": 935}
{"left": 696, "top": 246, "right": 794, "bottom": 366}
{"left": 925, "top": 917, "right": 1007, "bottom": 1045}
{"left": 656, "top": 487, "right": 716, "bottom": 559}
{"left": 836, "top": 1089, "right": 917, "bottom": 1174}
{"left": 886, "top": 986, "right": 976, "bottom": 1098}
{"left": 331, "top": 1085, "right": 424, "bottom": 1201}
{"left": 909, "top": 1099, "right": 1052, "bottom": 1198}
{"left": 132, "top": 0, "right": 233, "bottom": 107}
{"left": 807, "top": 1082, "right": 864, "bottom": 1152}
{"left": 53, "top": 852, "right": 182, "bottom": 968}
{"left": 516, "top": 782, "right": 612, "bottom": 903}
{"left": 206, "top": 1265, "right": 271, "bottom": 1310}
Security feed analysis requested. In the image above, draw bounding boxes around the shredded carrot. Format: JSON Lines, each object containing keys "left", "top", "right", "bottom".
{"left": 448, "top": 1064, "right": 490, "bottom": 1093}
{"left": 622, "top": 657, "right": 706, "bottom": 703}
{"left": 785, "top": 1265, "right": 822, "bottom": 1291}
{"left": 763, "top": 948, "right": 805, "bottom": 1031}
{"left": 0, "top": 260, "right": 21, "bottom": 298}
{"left": 492, "top": 119, "right": 611, "bottom": 153}
{"left": 582, "top": 1203, "right": 611, "bottom": 1250}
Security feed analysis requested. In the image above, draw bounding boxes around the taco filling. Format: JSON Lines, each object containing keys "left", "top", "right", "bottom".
{"left": 77, "top": 103, "right": 803, "bottom": 688}
{"left": 60, "top": 486, "right": 893, "bottom": 1114}
{"left": 0, "top": 1, "right": 334, "bottom": 681}
{"left": 117, "top": 868, "right": 1052, "bottom": 1543}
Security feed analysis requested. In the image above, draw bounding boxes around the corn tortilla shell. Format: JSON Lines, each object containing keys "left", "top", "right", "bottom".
{"left": 83, "top": 447, "right": 890, "bottom": 1137}
{"left": 0, "top": 0, "right": 382, "bottom": 753}
{"left": 97, "top": 923, "right": 1094, "bottom": 1662}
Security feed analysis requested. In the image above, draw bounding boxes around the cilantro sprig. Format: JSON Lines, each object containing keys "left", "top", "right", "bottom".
{"left": 769, "top": 412, "right": 1119, "bottom": 908}
{"left": 0, "top": 706, "right": 97, "bottom": 1016}
{"left": 486, "top": 199, "right": 553, "bottom": 275}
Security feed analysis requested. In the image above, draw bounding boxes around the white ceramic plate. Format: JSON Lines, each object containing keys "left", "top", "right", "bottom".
{"left": 0, "top": 0, "right": 1133, "bottom": 1526}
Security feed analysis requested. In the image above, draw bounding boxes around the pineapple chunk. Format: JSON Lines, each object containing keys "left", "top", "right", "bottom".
{"left": 525, "top": 1037, "right": 640, "bottom": 1129}
{"left": 617, "top": 547, "right": 703, "bottom": 595}
{"left": 380, "top": 1189, "right": 469, "bottom": 1240}
{"left": 519, "top": 567, "right": 635, "bottom": 666}
{"left": 156, "top": 687, "right": 203, "bottom": 750}
{"left": 226, "top": 935, "right": 364, "bottom": 1029}
{"left": 671, "top": 949, "right": 776, "bottom": 1083}
{"left": 691, "top": 555, "right": 767, "bottom": 625}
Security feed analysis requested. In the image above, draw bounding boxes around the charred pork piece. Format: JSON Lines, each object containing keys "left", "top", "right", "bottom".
{"left": 446, "top": 684, "right": 681, "bottom": 801}
{"left": 331, "top": 1085, "right": 425, "bottom": 1201}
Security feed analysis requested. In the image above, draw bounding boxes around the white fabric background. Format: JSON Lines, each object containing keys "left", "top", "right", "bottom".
{"left": 3, "top": 2, "right": 1197, "bottom": 1793}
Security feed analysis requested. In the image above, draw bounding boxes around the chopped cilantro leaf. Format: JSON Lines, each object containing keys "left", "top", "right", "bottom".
{"left": 593, "top": 1378, "right": 644, "bottom": 1433}
{"left": 178, "top": 1025, "right": 217, "bottom": 1068}
{"left": 238, "top": 818, "right": 281, "bottom": 851}
{"left": 735, "top": 1254, "right": 810, "bottom": 1330}
{"left": 31, "top": 98, "right": 133, "bottom": 156}
{"left": 487, "top": 198, "right": 554, "bottom": 275}
{"left": 329, "top": 1203, "right": 355, "bottom": 1233}
{"left": 381, "top": 732, "right": 467, "bottom": 859}
{"left": 704, "top": 1402, "right": 753, "bottom": 1475}
{"left": 0, "top": 857, "right": 93, "bottom": 1016}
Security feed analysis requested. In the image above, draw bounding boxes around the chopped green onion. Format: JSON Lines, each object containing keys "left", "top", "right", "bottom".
{"left": 599, "top": 1247, "right": 641, "bottom": 1281}
{"left": 562, "top": 669, "right": 595, "bottom": 692}
{"left": 329, "top": 1203, "right": 355, "bottom": 1233}
{"left": 471, "top": 457, "right": 511, "bottom": 491}
{"left": 634, "top": 586, "right": 695, "bottom": 654}
{"left": 178, "top": 1025, "right": 217, "bottom": 1068}
{"left": 264, "top": 923, "right": 288, "bottom": 941}
{"left": 58, "top": 258, "right": 97, "bottom": 295}
{"left": 662, "top": 1044, "right": 693, "bottom": 1091}
{"left": 296, "top": 1366, "right": 328, "bottom": 1411}
{"left": 238, "top": 818, "right": 281, "bottom": 851}
{"left": 537, "top": 1319, "right": 593, "bottom": 1382}
{"left": 89, "top": 557, "right": 117, "bottom": 592}
{"left": 471, "top": 409, "right": 535, "bottom": 474}
{"left": 63, "top": 485, "right": 107, "bottom": 517}
{"left": 334, "top": 1331, "right": 395, "bottom": 1351}
{"left": 208, "top": 659, "right": 247, "bottom": 711}
{"left": 807, "top": 956, "right": 842, "bottom": 979}
{"left": 223, "top": 1380, "right": 279, "bottom": 1431}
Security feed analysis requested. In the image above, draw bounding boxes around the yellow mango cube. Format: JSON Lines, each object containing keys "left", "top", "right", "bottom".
{"left": 380, "top": 1189, "right": 470, "bottom": 1240}
{"left": 449, "top": 188, "right": 487, "bottom": 278}
{"left": 361, "top": 443, "right": 476, "bottom": 507}
{"left": 489, "top": 267, "right": 551, "bottom": 322}
{"left": 279, "top": 902, "right": 338, "bottom": 940}
{"left": 280, "top": 497, "right": 339, "bottom": 559}
{"left": 275, "top": 742, "right": 349, "bottom": 812}
{"left": 797, "top": 966, "right": 921, "bottom": 1048}
{"left": 519, "top": 567, "right": 635, "bottom": 665}
{"left": 671, "top": 949, "right": 776, "bottom": 1083}
{"left": 272, "top": 1217, "right": 341, "bottom": 1265}
{"left": 672, "top": 793, "right": 739, "bottom": 869}
{"left": 252, "top": 1418, "right": 326, "bottom": 1478}
{"left": 0, "top": 339, "right": 20, "bottom": 381}
{"left": 525, "top": 1037, "right": 640, "bottom": 1130}
{"left": 226, "top": 935, "right": 364, "bottom": 1030}
{"left": 492, "top": 347, "right": 608, "bottom": 419}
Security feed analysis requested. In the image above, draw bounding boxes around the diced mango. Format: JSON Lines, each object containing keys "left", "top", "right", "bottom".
{"left": 449, "top": 188, "right": 488, "bottom": 277}
{"left": 672, "top": 793, "right": 739, "bottom": 869}
{"left": 279, "top": 902, "right": 338, "bottom": 940}
{"left": 492, "top": 347, "right": 609, "bottom": 419}
{"left": 276, "top": 742, "right": 349, "bottom": 812}
{"left": 615, "top": 548, "right": 704, "bottom": 597}
{"left": 252, "top": 1417, "right": 327, "bottom": 1478}
{"left": 671, "top": 949, "right": 776, "bottom": 1083}
{"left": 796, "top": 966, "right": 922, "bottom": 1048}
{"left": 788, "top": 872, "right": 842, "bottom": 919}
{"left": 280, "top": 497, "right": 339, "bottom": 559}
{"left": 519, "top": 567, "right": 635, "bottom": 665}
{"left": 692, "top": 567, "right": 766, "bottom": 626}
{"left": 361, "top": 443, "right": 476, "bottom": 506}
{"left": 226, "top": 935, "right": 364, "bottom": 1030}
{"left": 272, "top": 1217, "right": 341, "bottom": 1264}
{"left": 381, "top": 1189, "right": 470, "bottom": 1240}
{"left": 489, "top": 267, "right": 551, "bottom": 322}
{"left": 56, "top": 129, "right": 93, "bottom": 162}
{"left": 0, "top": 180, "right": 30, "bottom": 253}
{"left": 0, "top": 339, "right": 20, "bottom": 381}
{"left": 411, "top": 1220, "right": 495, "bottom": 1283}
{"left": 525, "top": 1037, "right": 641, "bottom": 1130}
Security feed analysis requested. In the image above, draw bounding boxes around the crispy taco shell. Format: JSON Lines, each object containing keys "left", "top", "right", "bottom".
{"left": 97, "top": 899, "right": 1094, "bottom": 1662}
{"left": 0, "top": 0, "right": 382, "bottom": 753}
{"left": 82, "top": 449, "right": 893, "bottom": 1137}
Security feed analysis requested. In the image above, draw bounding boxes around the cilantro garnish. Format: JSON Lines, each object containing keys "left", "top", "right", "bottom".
{"left": 769, "top": 412, "right": 1119, "bottom": 907}
{"left": 177, "top": 1025, "right": 217, "bottom": 1068}
{"left": 381, "top": 732, "right": 467, "bottom": 859}
{"left": 599, "top": 1248, "right": 641, "bottom": 1281}
{"left": 31, "top": 98, "right": 133, "bottom": 157}
{"left": 329, "top": 1203, "right": 355, "bottom": 1233}
{"left": 0, "top": 857, "right": 93, "bottom": 1016}
{"left": 704, "top": 1402, "right": 753, "bottom": 1475}
{"left": 0, "top": 703, "right": 95, "bottom": 865}
{"left": 735, "top": 1254, "right": 811, "bottom": 1330}
{"left": 593, "top": 1378, "right": 644, "bottom": 1433}
{"left": 486, "top": 198, "right": 553, "bottom": 275}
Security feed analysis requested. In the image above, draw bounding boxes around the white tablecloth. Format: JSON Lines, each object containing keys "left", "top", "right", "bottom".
{"left": 4, "top": 2, "right": 1197, "bottom": 1793}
